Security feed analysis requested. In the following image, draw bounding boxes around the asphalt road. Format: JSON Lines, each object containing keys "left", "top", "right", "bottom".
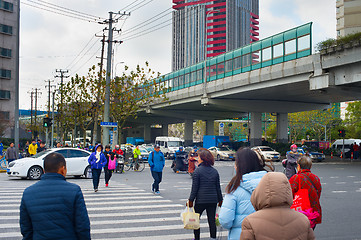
{"left": 0, "top": 160, "right": 361, "bottom": 239}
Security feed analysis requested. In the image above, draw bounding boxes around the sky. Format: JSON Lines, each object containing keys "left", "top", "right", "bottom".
{"left": 19, "top": 0, "right": 336, "bottom": 111}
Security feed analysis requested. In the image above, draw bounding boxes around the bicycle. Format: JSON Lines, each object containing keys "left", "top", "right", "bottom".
{"left": 124, "top": 156, "right": 145, "bottom": 172}
{"left": 0, "top": 152, "right": 7, "bottom": 170}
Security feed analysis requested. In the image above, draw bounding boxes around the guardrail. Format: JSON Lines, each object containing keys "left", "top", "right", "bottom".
{"left": 154, "top": 22, "right": 312, "bottom": 93}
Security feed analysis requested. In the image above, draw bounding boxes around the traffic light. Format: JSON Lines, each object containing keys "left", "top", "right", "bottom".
{"left": 338, "top": 129, "right": 346, "bottom": 138}
{"left": 43, "top": 117, "right": 52, "bottom": 128}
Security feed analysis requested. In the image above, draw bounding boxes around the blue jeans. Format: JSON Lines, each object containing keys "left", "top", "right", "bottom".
{"left": 151, "top": 171, "right": 162, "bottom": 192}
{"left": 92, "top": 169, "right": 102, "bottom": 190}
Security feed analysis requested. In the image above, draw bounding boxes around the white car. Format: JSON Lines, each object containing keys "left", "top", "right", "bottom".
{"left": 251, "top": 146, "right": 281, "bottom": 161}
{"left": 7, "top": 148, "right": 92, "bottom": 180}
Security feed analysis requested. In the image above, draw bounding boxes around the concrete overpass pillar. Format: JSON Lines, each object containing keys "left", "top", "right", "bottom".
{"left": 250, "top": 112, "right": 262, "bottom": 147}
{"left": 277, "top": 113, "right": 288, "bottom": 143}
{"left": 206, "top": 120, "right": 214, "bottom": 136}
{"left": 144, "top": 124, "right": 151, "bottom": 144}
{"left": 162, "top": 124, "right": 168, "bottom": 136}
{"left": 184, "top": 119, "right": 193, "bottom": 146}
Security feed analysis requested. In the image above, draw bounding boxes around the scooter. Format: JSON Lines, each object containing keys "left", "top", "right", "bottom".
{"left": 115, "top": 154, "right": 124, "bottom": 173}
{"left": 171, "top": 151, "right": 189, "bottom": 173}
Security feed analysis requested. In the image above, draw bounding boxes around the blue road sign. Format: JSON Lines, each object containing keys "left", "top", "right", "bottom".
{"left": 100, "top": 122, "right": 118, "bottom": 126}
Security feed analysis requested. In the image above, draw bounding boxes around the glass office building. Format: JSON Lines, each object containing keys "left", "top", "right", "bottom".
{"left": 172, "top": 0, "right": 259, "bottom": 71}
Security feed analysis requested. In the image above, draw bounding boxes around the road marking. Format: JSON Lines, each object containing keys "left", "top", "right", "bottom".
{"left": 0, "top": 199, "right": 173, "bottom": 208}
{"left": 335, "top": 182, "right": 347, "bottom": 184}
{"left": 176, "top": 187, "right": 191, "bottom": 190}
{"left": 347, "top": 176, "right": 356, "bottom": 178}
{"left": 321, "top": 183, "right": 327, "bottom": 185}
{"left": 332, "top": 191, "right": 347, "bottom": 193}
{"left": 96, "top": 232, "right": 228, "bottom": 240}
{"left": 330, "top": 176, "right": 339, "bottom": 179}
{"left": 354, "top": 181, "right": 361, "bottom": 184}
{"left": 0, "top": 209, "right": 183, "bottom": 221}
{"left": 91, "top": 223, "right": 210, "bottom": 234}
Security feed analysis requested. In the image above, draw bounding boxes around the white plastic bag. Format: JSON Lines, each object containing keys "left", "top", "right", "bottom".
{"left": 181, "top": 206, "right": 200, "bottom": 230}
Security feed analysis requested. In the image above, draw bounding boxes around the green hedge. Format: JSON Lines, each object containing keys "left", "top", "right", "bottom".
{"left": 316, "top": 32, "right": 361, "bottom": 52}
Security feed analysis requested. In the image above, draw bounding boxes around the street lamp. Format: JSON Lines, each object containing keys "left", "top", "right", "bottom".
{"left": 203, "top": 10, "right": 220, "bottom": 96}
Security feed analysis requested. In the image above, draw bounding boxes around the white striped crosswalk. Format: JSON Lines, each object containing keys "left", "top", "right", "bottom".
{"left": 0, "top": 179, "right": 227, "bottom": 239}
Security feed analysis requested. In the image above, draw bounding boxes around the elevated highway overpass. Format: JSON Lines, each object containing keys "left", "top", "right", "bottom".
{"left": 124, "top": 23, "right": 361, "bottom": 145}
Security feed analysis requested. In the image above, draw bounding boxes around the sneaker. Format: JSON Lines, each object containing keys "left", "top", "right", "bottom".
{"left": 94, "top": 189, "right": 98, "bottom": 192}
{"left": 155, "top": 191, "right": 160, "bottom": 195}
{"left": 105, "top": 183, "right": 108, "bottom": 187}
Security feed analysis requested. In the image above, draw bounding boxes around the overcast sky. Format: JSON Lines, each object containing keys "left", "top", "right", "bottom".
{"left": 19, "top": 0, "right": 336, "bottom": 110}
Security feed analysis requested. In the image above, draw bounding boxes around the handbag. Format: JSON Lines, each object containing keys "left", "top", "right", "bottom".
{"left": 181, "top": 206, "right": 200, "bottom": 230}
{"left": 108, "top": 156, "right": 116, "bottom": 170}
{"left": 291, "top": 174, "right": 311, "bottom": 211}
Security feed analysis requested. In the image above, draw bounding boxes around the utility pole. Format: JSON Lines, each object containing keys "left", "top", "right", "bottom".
{"left": 101, "top": 11, "right": 129, "bottom": 146}
{"left": 93, "top": 34, "right": 106, "bottom": 145}
{"left": 45, "top": 80, "right": 55, "bottom": 147}
{"left": 28, "top": 90, "right": 34, "bottom": 138}
{"left": 51, "top": 90, "right": 56, "bottom": 148}
{"left": 34, "top": 88, "right": 41, "bottom": 139}
{"left": 55, "top": 69, "right": 69, "bottom": 143}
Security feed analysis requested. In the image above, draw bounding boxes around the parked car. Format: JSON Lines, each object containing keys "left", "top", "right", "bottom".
{"left": 251, "top": 146, "right": 281, "bottom": 162}
{"left": 139, "top": 147, "right": 150, "bottom": 162}
{"left": 298, "top": 148, "right": 325, "bottom": 162}
{"left": 7, "top": 148, "right": 92, "bottom": 180}
{"left": 208, "top": 146, "right": 235, "bottom": 161}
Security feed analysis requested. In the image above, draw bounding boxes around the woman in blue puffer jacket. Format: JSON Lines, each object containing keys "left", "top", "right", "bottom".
{"left": 88, "top": 144, "right": 107, "bottom": 192}
{"left": 219, "top": 148, "right": 267, "bottom": 240}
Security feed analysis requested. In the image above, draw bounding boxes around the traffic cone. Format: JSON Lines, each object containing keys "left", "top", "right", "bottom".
{"left": 331, "top": 152, "right": 333, "bottom": 159}
{"left": 340, "top": 152, "right": 343, "bottom": 159}
{"left": 351, "top": 152, "right": 354, "bottom": 160}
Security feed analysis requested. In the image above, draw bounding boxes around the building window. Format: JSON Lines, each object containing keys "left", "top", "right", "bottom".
{"left": 0, "top": 69, "right": 11, "bottom": 79}
{"left": 0, "top": 90, "right": 10, "bottom": 99}
{"left": 0, "top": 111, "right": 9, "bottom": 120}
{"left": 0, "top": 47, "right": 11, "bottom": 58}
{"left": 0, "top": 0, "right": 13, "bottom": 12}
{"left": 0, "top": 24, "right": 12, "bottom": 35}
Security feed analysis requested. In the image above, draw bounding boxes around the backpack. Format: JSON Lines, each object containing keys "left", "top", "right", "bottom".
{"left": 108, "top": 156, "right": 116, "bottom": 170}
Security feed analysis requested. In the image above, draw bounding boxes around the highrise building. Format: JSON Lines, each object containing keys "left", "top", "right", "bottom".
{"left": 336, "top": 0, "right": 361, "bottom": 37}
{"left": 172, "top": 0, "right": 259, "bottom": 71}
{"left": 0, "top": 0, "right": 18, "bottom": 137}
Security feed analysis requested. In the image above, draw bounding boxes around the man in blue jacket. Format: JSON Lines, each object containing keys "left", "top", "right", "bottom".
{"left": 20, "top": 152, "right": 90, "bottom": 240}
{"left": 148, "top": 144, "right": 165, "bottom": 195}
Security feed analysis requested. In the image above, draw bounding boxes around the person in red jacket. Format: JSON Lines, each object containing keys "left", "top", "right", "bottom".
{"left": 289, "top": 156, "right": 322, "bottom": 230}
{"left": 113, "top": 145, "right": 124, "bottom": 156}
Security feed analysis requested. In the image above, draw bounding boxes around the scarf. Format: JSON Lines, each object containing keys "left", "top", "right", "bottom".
{"left": 95, "top": 151, "right": 101, "bottom": 163}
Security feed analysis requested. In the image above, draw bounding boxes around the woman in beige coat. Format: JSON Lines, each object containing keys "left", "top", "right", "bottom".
{"left": 240, "top": 172, "right": 315, "bottom": 240}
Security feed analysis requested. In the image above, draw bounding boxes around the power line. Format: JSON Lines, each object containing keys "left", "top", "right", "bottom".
{"left": 121, "top": 0, "right": 142, "bottom": 12}
{"left": 119, "top": 8, "right": 172, "bottom": 36}
{"left": 71, "top": 46, "right": 101, "bottom": 75}
{"left": 122, "top": 21, "right": 172, "bottom": 42}
{"left": 33, "top": 0, "right": 106, "bottom": 20}
{"left": 67, "top": 40, "right": 100, "bottom": 71}
{"left": 127, "top": 0, "right": 155, "bottom": 13}
{"left": 21, "top": 1, "right": 100, "bottom": 23}
{"left": 65, "top": 36, "right": 98, "bottom": 69}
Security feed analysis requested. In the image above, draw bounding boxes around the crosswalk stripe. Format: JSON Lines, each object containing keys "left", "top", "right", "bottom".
{"left": 0, "top": 204, "right": 183, "bottom": 213}
{"left": 0, "top": 209, "right": 182, "bottom": 221}
{"left": 97, "top": 232, "right": 228, "bottom": 240}
{"left": 91, "top": 223, "right": 209, "bottom": 234}
{"left": 0, "top": 181, "right": 228, "bottom": 239}
{"left": 1, "top": 199, "right": 173, "bottom": 208}
{"left": 0, "top": 217, "right": 181, "bottom": 229}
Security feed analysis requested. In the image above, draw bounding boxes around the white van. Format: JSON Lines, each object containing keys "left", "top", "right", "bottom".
{"left": 155, "top": 136, "right": 183, "bottom": 158}
{"left": 331, "top": 139, "right": 361, "bottom": 153}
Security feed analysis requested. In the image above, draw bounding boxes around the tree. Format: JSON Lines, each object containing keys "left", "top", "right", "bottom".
{"left": 288, "top": 104, "right": 340, "bottom": 142}
{"left": 345, "top": 101, "right": 361, "bottom": 138}
{"left": 57, "top": 66, "right": 104, "bottom": 146}
{"left": 109, "top": 62, "right": 169, "bottom": 144}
